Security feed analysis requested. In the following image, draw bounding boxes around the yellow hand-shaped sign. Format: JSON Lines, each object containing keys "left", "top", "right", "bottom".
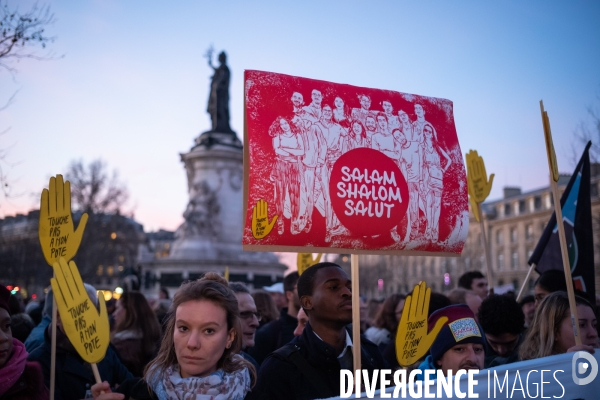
{"left": 297, "top": 253, "right": 322, "bottom": 275}
{"left": 396, "top": 281, "right": 448, "bottom": 367}
{"left": 540, "top": 102, "right": 559, "bottom": 182}
{"left": 252, "top": 199, "right": 278, "bottom": 239}
{"left": 466, "top": 150, "right": 494, "bottom": 204}
{"left": 51, "top": 257, "right": 109, "bottom": 364}
{"left": 39, "top": 175, "right": 88, "bottom": 266}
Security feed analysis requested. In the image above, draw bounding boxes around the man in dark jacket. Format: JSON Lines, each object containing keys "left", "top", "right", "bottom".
{"left": 248, "top": 271, "right": 300, "bottom": 365}
{"left": 248, "top": 263, "right": 386, "bottom": 399}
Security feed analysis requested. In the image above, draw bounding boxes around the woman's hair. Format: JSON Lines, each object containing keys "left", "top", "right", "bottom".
{"left": 518, "top": 291, "right": 594, "bottom": 361}
{"left": 114, "top": 291, "right": 162, "bottom": 360}
{"left": 268, "top": 115, "right": 298, "bottom": 137}
{"left": 374, "top": 294, "right": 406, "bottom": 333}
{"left": 252, "top": 290, "right": 279, "bottom": 324}
{"left": 351, "top": 120, "right": 367, "bottom": 140}
{"left": 144, "top": 273, "right": 255, "bottom": 383}
{"left": 423, "top": 122, "right": 438, "bottom": 142}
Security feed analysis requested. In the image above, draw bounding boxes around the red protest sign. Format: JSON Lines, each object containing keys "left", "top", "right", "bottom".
{"left": 243, "top": 70, "right": 468, "bottom": 255}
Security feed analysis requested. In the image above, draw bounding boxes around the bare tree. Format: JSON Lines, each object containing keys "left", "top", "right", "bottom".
{"left": 67, "top": 159, "right": 129, "bottom": 215}
{"left": 571, "top": 94, "right": 600, "bottom": 165}
{"left": 0, "top": 1, "right": 57, "bottom": 76}
{"left": 1, "top": 1, "right": 58, "bottom": 204}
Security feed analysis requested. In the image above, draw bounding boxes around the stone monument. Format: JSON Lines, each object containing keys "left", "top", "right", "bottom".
{"left": 146, "top": 49, "right": 286, "bottom": 291}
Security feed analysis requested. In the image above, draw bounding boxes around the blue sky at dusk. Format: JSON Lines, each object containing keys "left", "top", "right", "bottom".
{"left": 1, "top": 0, "right": 599, "bottom": 236}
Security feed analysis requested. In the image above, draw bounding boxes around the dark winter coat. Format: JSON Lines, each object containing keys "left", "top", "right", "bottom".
{"left": 247, "top": 322, "right": 387, "bottom": 400}
{"left": 1, "top": 361, "right": 49, "bottom": 400}
{"left": 247, "top": 307, "right": 298, "bottom": 365}
{"left": 27, "top": 325, "right": 133, "bottom": 400}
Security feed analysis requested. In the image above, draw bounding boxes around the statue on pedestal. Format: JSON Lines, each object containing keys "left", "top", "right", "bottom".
{"left": 206, "top": 47, "right": 234, "bottom": 134}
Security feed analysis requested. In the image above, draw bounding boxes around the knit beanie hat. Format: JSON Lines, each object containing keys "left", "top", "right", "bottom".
{"left": 0, "top": 285, "right": 10, "bottom": 314}
{"left": 428, "top": 304, "right": 484, "bottom": 363}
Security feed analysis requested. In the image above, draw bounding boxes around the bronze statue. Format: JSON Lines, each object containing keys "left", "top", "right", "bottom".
{"left": 206, "top": 47, "right": 234, "bottom": 133}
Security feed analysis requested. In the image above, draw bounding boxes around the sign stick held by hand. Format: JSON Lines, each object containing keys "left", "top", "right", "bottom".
{"left": 540, "top": 100, "right": 582, "bottom": 345}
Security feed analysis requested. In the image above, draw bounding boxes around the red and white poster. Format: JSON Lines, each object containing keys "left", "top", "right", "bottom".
{"left": 243, "top": 70, "right": 468, "bottom": 255}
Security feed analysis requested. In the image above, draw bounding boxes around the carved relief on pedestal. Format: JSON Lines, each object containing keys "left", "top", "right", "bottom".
{"left": 175, "top": 180, "right": 222, "bottom": 239}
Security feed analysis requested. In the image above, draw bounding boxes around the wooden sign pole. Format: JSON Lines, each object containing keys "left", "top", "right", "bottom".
{"left": 477, "top": 206, "right": 494, "bottom": 295}
{"left": 540, "top": 100, "right": 581, "bottom": 345}
{"left": 50, "top": 294, "right": 57, "bottom": 400}
{"left": 351, "top": 254, "right": 361, "bottom": 395}
{"left": 516, "top": 263, "right": 536, "bottom": 302}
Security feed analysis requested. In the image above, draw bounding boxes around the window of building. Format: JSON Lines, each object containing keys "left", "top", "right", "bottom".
{"left": 496, "top": 230, "right": 503, "bottom": 245}
{"left": 528, "top": 279, "right": 535, "bottom": 290}
{"left": 504, "top": 203, "right": 511, "bottom": 217}
{"left": 510, "top": 227, "right": 517, "bottom": 243}
{"left": 464, "top": 257, "right": 471, "bottom": 269}
{"left": 519, "top": 200, "right": 526, "bottom": 214}
{"left": 513, "top": 279, "right": 519, "bottom": 290}
{"left": 591, "top": 182, "right": 598, "bottom": 197}
{"left": 526, "top": 224, "right": 533, "bottom": 240}
{"left": 497, "top": 254, "right": 504, "bottom": 270}
{"left": 512, "top": 251, "right": 519, "bottom": 270}
{"left": 534, "top": 196, "right": 542, "bottom": 210}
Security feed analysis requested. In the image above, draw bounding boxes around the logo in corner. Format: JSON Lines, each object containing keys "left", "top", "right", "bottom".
{"left": 572, "top": 351, "right": 598, "bottom": 385}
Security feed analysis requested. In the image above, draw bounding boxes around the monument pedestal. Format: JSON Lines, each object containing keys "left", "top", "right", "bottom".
{"left": 144, "top": 131, "right": 286, "bottom": 292}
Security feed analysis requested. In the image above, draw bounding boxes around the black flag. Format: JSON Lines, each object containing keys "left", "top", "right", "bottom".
{"left": 528, "top": 141, "right": 595, "bottom": 302}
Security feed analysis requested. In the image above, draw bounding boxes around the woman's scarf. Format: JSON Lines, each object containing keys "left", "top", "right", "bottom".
{"left": 150, "top": 355, "right": 251, "bottom": 400}
{"left": 0, "top": 339, "right": 28, "bottom": 396}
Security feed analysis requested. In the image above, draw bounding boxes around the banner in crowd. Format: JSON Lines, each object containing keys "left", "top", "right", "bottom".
{"left": 529, "top": 141, "right": 595, "bottom": 302}
{"left": 243, "top": 70, "right": 468, "bottom": 255}
{"left": 329, "top": 351, "right": 600, "bottom": 399}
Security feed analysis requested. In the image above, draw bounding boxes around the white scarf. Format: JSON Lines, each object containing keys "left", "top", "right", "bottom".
{"left": 152, "top": 356, "right": 251, "bottom": 400}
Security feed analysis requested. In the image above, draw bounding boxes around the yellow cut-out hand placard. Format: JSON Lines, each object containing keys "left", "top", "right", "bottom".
{"left": 297, "top": 253, "right": 322, "bottom": 275}
{"left": 51, "top": 257, "right": 110, "bottom": 364}
{"left": 466, "top": 150, "right": 494, "bottom": 205}
{"left": 252, "top": 199, "right": 278, "bottom": 239}
{"left": 540, "top": 103, "right": 559, "bottom": 182}
{"left": 39, "top": 175, "right": 88, "bottom": 266}
{"left": 396, "top": 281, "right": 448, "bottom": 367}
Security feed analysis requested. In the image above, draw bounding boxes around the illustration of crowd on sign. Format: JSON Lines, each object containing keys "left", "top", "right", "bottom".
{"left": 244, "top": 71, "right": 468, "bottom": 253}
{"left": 269, "top": 91, "right": 450, "bottom": 242}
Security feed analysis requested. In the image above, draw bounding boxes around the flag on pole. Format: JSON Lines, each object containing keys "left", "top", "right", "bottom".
{"left": 528, "top": 141, "right": 595, "bottom": 302}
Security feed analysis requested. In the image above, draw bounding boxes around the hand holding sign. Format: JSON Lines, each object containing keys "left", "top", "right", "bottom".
{"left": 51, "top": 257, "right": 109, "bottom": 364}
{"left": 252, "top": 199, "right": 278, "bottom": 239}
{"left": 39, "top": 175, "right": 88, "bottom": 266}
{"left": 297, "top": 253, "right": 322, "bottom": 275}
{"left": 396, "top": 281, "right": 447, "bottom": 367}
{"left": 466, "top": 150, "right": 494, "bottom": 204}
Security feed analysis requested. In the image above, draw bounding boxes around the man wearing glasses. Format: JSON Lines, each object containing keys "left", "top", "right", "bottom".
{"left": 229, "top": 282, "right": 261, "bottom": 370}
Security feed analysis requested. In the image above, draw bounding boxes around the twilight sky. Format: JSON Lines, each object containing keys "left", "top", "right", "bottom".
{"left": 2, "top": 0, "right": 599, "bottom": 239}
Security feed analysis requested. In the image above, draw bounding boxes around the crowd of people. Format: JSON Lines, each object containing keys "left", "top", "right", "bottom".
{"left": 0, "top": 267, "right": 597, "bottom": 399}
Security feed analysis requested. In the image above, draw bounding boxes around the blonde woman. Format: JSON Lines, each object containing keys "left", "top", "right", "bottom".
{"left": 519, "top": 291, "right": 597, "bottom": 361}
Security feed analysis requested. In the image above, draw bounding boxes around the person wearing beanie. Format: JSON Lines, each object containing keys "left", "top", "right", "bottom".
{"left": 0, "top": 284, "right": 49, "bottom": 399}
{"left": 417, "top": 304, "right": 485, "bottom": 377}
